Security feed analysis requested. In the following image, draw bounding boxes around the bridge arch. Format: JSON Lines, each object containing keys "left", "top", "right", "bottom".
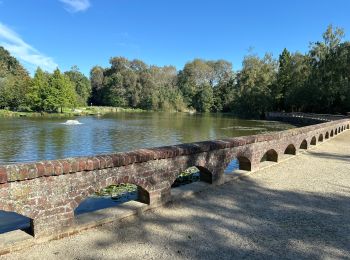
{"left": 325, "top": 132, "right": 329, "bottom": 139}
{"left": 310, "top": 136, "right": 317, "bottom": 145}
{"left": 318, "top": 134, "right": 324, "bottom": 142}
{"left": 0, "top": 210, "right": 33, "bottom": 236}
{"left": 299, "top": 140, "right": 308, "bottom": 150}
{"left": 71, "top": 176, "right": 153, "bottom": 214}
{"left": 335, "top": 128, "right": 338, "bottom": 135}
{"left": 330, "top": 130, "right": 334, "bottom": 137}
{"left": 237, "top": 156, "right": 252, "bottom": 171}
{"left": 260, "top": 149, "right": 278, "bottom": 162}
{"left": 347, "top": 124, "right": 349, "bottom": 129}
{"left": 170, "top": 165, "right": 213, "bottom": 187}
{"left": 284, "top": 144, "right": 296, "bottom": 155}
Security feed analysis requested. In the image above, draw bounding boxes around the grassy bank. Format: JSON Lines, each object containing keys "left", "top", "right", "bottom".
{"left": 0, "top": 106, "right": 146, "bottom": 118}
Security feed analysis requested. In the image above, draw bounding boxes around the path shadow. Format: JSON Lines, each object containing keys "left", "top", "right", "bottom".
{"left": 80, "top": 176, "right": 350, "bottom": 260}
{"left": 307, "top": 151, "right": 350, "bottom": 162}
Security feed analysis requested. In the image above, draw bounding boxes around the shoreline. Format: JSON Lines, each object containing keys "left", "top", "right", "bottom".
{"left": 0, "top": 107, "right": 147, "bottom": 118}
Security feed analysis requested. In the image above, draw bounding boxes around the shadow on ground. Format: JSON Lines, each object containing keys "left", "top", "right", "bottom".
{"left": 307, "top": 151, "right": 350, "bottom": 162}
{"left": 85, "top": 175, "right": 349, "bottom": 260}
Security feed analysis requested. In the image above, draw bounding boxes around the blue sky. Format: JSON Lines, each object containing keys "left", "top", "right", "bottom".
{"left": 1, "top": 0, "right": 350, "bottom": 76}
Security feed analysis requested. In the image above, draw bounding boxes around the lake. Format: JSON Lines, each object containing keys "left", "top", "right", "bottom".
{"left": 0, "top": 112, "right": 294, "bottom": 164}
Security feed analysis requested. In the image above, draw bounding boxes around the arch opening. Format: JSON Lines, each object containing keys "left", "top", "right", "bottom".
{"left": 74, "top": 183, "right": 150, "bottom": 216}
{"left": 172, "top": 166, "right": 201, "bottom": 188}
{"left": 335, "top": 129, "right": 338, "bottom": 135}
{"left": 347, "top": 124, "right": 349, "bottom": 129}
{"left": 318, "top": 134, "right": 324, "bottom": 142}
{"left": 310, "top": 136, "right": 316, "bottom": 145}
{"left": 224, "top": 156, "right": 252, "bottom": 174}
{"left": 284, "top": 144, "right": 296, "bottom": 155}
{"left": 330, "top": 130, "right": 334, "bottom": 137}
{"left": 325, "top": 132, "right": 329, "bottom": 139}
{"left": 260, "top": 149, "right": 278, "bottom": 163}
{"left": 341, "top": 126, "right": 344, "bottom": 131}
{"left": 0, "top": 210, "right": 33, "bottom": 236}
{"left": 300, "top": 140, "right": 308, "bottom": 150}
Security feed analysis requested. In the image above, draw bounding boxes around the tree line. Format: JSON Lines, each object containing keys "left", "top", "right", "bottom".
{"left": 1, "top": 25, "right": 350, "bottom": 117}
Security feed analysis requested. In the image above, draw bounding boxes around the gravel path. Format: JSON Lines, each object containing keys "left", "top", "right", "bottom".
{"left": 2, "top": 131, "right": 350, "bottom": 260}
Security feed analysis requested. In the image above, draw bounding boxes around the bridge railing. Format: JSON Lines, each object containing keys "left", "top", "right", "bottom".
{"left": 267, "top": 112, "right": 348, "bottom": 122}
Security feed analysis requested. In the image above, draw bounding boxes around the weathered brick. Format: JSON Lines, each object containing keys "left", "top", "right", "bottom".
{"left": 61, "top": 160, "right": 71, "bottom": 174}
{"left": 78, "top": 159, "right": 87, "bottom": 172}
{"left": 0, "top": 167, "right": 7, "bottom": 183}
{"left": 36, "top": 162, "right": 46, "bottom": 177}
{"left": 86, "top": 159, "right": 94, "bottom": 171}
{"left": 70, "top": 160, "right": 79, "bottom": 172}
{"left": 44, "top": 162, "right": 54, "bottom": 176}
{"left": 92, "top": 157, "right": 101, "bottom": 169}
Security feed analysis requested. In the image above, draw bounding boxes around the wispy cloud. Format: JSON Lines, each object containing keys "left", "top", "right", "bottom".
{"left": 60, "top": 0, "right": 91, "bottom": 13}
{"left": 0, "top": 22, "right": 58, "bottom": 72}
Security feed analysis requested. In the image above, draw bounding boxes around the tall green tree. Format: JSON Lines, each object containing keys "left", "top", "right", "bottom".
{"left": 233, "top": 53, "right": 277, "bottom": 117}
{"left": 65, "top": 66, "right": 91, "bottom": 106}
{"left": 49, "top": 69, "right": 77, "bottom": 112}
{"left": 0, "top": 47, "right": 31, "bottom": 110}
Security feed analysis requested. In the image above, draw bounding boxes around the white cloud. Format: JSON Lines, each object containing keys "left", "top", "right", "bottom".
{"left": 0, "top": 22, "right": 58, "bottom": 72}
{"left": 60, "top": 0, "right": 91, "bottom": 13}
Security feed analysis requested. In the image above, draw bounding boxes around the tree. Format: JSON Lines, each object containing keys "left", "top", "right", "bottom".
{"left": 0, "top": 46, "right": 31, "bottom": 110}
{"left": 90, "top": 66, "right": 105, "bottom": 106}
{"left": 233, "top": 53, "right": 277, "bottom": 117}
{"left": 65, "top": 66, "right": 91, "bottom": 106}
{"left": 308, "top": 25, "right": 347, "bottom": 113}
{"left": 26, "top": 67, "right": 49, "bottom": 112}
{"left": 177, "top": 59, "right": 233, "bottom": 112}
{"left": 49, "top": 69, "right": 77, "bottom": 113}
{"left": 275, "top": 48, "right": 292, "bottom": 111}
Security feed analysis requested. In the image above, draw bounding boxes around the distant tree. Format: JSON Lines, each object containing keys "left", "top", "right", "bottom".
{"left": 0, "top": 46, "right": 31, "bottom": 110}
{"left": 49, "top": 69, "right": 77, "bottom": 113}
{"left": 65, "top": 66, "right": 91, "bottom": 106}
{"left": 177, "top": 59, "right": 233, "bottom": 112}
{"left": 233, "top": 53, "right": 277, "bottom": 117}
{"left": 90, "top": 66, "right": 105, "bottom": 106}
{"left": 26, "top": 67, "right": 49, "bottom": 112}
{"left": 274, "top": 48, "right": 292, "bottom": 111}
{"left": 308, "top": 25, "right": 347, "bottom": 113}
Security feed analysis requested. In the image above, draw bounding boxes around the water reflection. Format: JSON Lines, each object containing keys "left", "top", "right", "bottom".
{"left": 0, "top": 112, "right": 294, "bottom": 164}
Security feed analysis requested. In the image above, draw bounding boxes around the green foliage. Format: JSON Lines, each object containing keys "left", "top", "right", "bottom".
{"left": 65, "top": 66, "right": 91, "bottom": 106}
{"left": 232, "top": 53, "right": 277, "bottom": 117}
{"left": 177, "top": 59, "right": 234, "bottom": 112}
{"left": 90, "top": 57, "right": 186, "bottom": 111}
{"left": 49, "top": 68, "right": 77, "bottom": 112}
{"left": 0, "top": 47, "right": 31, "bottom": 110}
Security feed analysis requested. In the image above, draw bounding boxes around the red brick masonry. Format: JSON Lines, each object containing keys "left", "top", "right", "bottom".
{"left": 0, "top": 114, "right": 349, "bottom": 238}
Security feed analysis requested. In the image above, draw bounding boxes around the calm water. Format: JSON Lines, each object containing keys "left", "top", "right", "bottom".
{"left": 0, "top": 112, "right": 294, "bottom": 234}
{"left": 0, "top": 112, "right": 294, "bottom": 164}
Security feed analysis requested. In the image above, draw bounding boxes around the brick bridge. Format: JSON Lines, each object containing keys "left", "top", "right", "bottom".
{"left": 0, "top": 114, "right": 349, "bottom": 240}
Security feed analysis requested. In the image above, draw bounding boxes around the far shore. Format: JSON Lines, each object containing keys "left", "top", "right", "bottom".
{"left": 0, "top": 106, "right": 148, "bottom": 118}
